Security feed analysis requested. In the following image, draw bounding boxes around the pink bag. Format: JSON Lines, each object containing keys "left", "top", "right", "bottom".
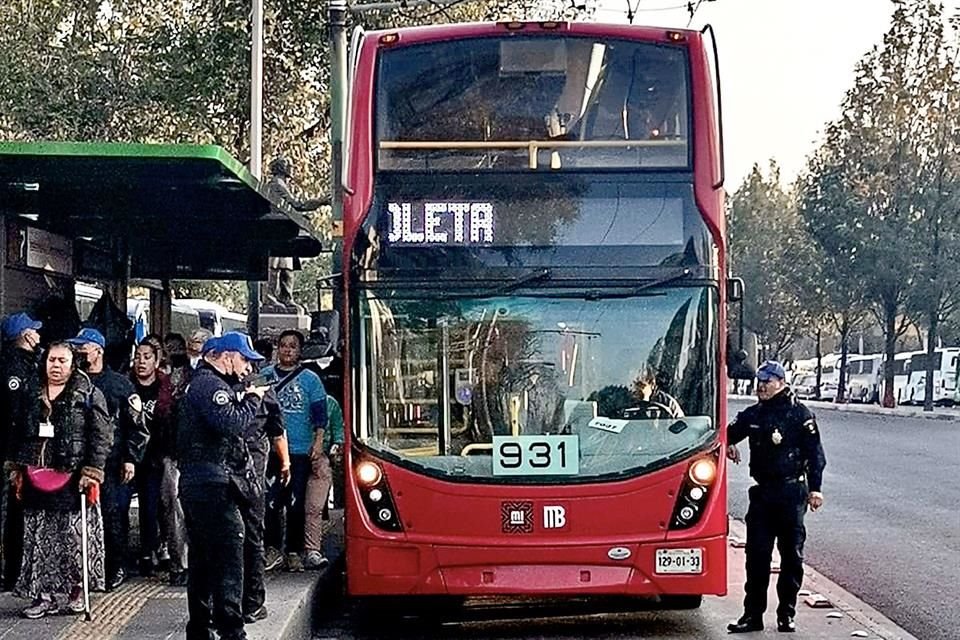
{"left": 25, "top": 466, "right": 73, "bottom": 493}
{"left": 25, "top": 440, "right": 72, "bottom": 493}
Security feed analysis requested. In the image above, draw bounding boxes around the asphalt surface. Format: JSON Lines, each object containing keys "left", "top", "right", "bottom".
{"left": 728, "top": 399, "right": 960, "bottom": 640}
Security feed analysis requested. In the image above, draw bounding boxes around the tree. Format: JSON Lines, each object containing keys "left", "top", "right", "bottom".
{"left": 899, "top": 2, "right": 960, "bottom": 411}
{"left": 727, "top": 162, "right": 812, "bottom": 359}
{"left": 795, "top": 1, "right": 954, "bottom": 407}
{"left": 0, "top": 0, "right": 595, "bottom": 313}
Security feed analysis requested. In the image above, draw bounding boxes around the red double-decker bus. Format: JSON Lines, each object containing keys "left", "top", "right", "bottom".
{"left": 341, "top": 21, "right": 741, "bottom": 608}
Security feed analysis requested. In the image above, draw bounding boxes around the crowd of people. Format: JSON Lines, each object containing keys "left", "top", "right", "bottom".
{"left": 0, "top": 311, "right": 343, "bottom": 637}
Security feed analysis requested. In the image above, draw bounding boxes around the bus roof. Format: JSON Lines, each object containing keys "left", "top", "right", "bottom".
{"left": 0, "top": 142, "right": 322, "bottom": 280}
{"left": 365, "top": 21, "right": 701, "bottom": 45}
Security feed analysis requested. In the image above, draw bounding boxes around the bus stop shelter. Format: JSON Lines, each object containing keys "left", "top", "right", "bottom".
{"left": 0, "top": 142, "right": 323, "bottom": 336}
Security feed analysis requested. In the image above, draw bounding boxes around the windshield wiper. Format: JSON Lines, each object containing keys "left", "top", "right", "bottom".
{"left": 583, "top": 268, "right": 693, "bottom": 300}
{"left": 466, "top": 268, "right": 552, "bottom": 299}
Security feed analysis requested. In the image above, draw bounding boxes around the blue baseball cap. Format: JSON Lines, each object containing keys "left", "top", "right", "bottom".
{"left": 1, "top": 313, "right": 42, "bottom": 341}
{"left": 211, "top": 331, "right": 263, "bottom": 361}
{"left": 756, "top": 360, "right": 786, "bottom": 382}
{"left": 68, "top": 327, "right": 106, "bottom": 348}
{"left": 201, "top": 336, "right": 220, "bottom": 354}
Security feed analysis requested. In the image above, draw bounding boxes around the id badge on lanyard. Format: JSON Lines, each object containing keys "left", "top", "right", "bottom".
{"left": 39, "top": 421, "right": 54, "bottom": 438}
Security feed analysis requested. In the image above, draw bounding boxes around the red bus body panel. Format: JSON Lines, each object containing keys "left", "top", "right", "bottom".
{"left": 342, "top": 21, "right": 730, "bottom": 598}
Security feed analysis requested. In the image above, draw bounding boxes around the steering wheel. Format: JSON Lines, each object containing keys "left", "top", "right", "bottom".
{"left": 624, "top": 400, "right": 674, "bottom": 420}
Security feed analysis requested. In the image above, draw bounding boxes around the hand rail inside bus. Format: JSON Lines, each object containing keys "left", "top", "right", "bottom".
{"left": 379, "top": 139, "right": 687, "bottom": 170}
{"left": 701, "top": 23, "right": 724, "bottom": 189}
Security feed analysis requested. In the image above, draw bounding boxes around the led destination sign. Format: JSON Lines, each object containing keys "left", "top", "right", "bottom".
{"left": 387, "top": 201, "right": 495, "bottom": 245}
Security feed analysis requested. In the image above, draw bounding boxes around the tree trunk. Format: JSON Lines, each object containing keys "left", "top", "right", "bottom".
{"left": 924, "top": 308, "right": 938, "bottom": 412}
{"left": 882, "top": 302, "right": 897, "bottom": 408}
{"left": 837, "top": 316, "right": 850, "bottom": 403}
{"left": 815, "top": 327, "right": 823, "bottom": 400}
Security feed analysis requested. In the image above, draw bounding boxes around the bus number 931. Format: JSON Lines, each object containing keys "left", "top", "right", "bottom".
{"left": 492, "top": 435, "right": 580, "bottom": 476}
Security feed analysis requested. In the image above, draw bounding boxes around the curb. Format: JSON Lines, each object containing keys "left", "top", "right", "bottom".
{"left": 728, "top": 395, "right": 960, "bottom": 422}
{"left": 728, "top": 519, "right": 919, "bottom": 640}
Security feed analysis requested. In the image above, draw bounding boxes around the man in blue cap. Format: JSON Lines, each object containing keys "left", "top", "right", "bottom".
{"left": 68, "top": 327, "right": 149, "bottom": 589}
{"left": 0, "top": 312, "right": 42, "bottom": 590}
{"left": 725, "top": 360, "right": 827, "bottom": 634}
{"left": 177, "top": 331, "right": 270, "bottom": 640}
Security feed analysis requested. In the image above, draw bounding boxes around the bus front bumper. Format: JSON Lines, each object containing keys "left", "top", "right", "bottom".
{"left": 347, "top": 533, "right": 727, "bottom": 597}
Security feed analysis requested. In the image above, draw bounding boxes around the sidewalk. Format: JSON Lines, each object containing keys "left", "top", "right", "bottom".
{"left": 717, "top": 518, "right": 918, "bottom": 640}
{"left": 0, "top": 509, "right": 343, "bottom": 640}
{"left": 730, "top": 394, "right": 960, "bottom": 422}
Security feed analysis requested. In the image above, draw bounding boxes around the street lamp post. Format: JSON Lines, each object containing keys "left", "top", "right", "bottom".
{"left": 247, "top": 0, "right": 264, "bottom": 337}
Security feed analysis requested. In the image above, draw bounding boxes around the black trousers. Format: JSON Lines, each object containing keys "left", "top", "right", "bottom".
{"left": 100, "top": 475, "right": 133, "bottom": 578}
{"left": 265, "top": 454, "right": 310, "bottom": 554}
{"left": 242, "top": 439, "right": 268, "bottom": 615}
{"left": 182, "top": 483, "right": 246, "bottom": 640}
{"left": 743, "top": 482, "right": 808, "bottom": 619}
{"left": 1, "top": 480, "right": 23, "bottom": 590}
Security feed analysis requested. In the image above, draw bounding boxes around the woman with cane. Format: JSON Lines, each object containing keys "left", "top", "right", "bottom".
{"left": 8, "top": 341, "right": 112, "bottom": 619}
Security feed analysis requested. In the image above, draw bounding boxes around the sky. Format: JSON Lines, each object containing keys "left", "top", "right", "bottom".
{"left": 593, "top": 0, "right": 904, "bottom": 189}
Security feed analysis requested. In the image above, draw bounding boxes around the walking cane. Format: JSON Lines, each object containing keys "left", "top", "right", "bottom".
{"left": 80, "top": 487, "right": 92, "bottom": 621}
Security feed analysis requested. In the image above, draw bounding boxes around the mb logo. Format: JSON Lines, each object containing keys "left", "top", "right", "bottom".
{"left": 543, "top": 505, "right": 566, "bottom": 529}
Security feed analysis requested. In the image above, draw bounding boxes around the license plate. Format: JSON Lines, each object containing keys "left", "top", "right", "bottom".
{"left": 655, "top": 548, "right": 703, "bottom": 574}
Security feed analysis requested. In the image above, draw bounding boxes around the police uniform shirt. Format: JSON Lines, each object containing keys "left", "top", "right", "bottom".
{"left": 728, "top": 389, "right": 826, "bottom": 492}
{"left": 0, "top": 347, "right": 40, "bottom": 460}
{"left": 177, "top": 363, "right": 264, "bottom": 487}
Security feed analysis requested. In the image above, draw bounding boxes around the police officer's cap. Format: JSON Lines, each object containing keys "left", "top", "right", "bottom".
{"left": 209, "top": 331, "right": 264, "bottom": 362}
{"left": 756, "top": 360, "right": 786, "bottom": 382}
{"left": 1, "top": 313, "right": 42, "bottom": 341}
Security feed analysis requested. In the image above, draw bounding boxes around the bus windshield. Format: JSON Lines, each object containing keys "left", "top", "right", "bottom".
{"left": 377, "top": 36, "right": 690, "bottom": 171}
{"left": 355, "top": 286, "right": 718, "bottom": 483}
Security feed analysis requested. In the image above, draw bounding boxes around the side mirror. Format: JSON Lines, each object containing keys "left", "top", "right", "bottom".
{"left": 727, "top": 347, "right": 756, "bottom": 381}
{"left": 726, "top": 277, "right": 744, "bottom": 303}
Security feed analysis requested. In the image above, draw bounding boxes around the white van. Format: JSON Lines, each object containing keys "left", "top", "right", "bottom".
{"left": 904, "top": 348, "right": 960, "bottom": 406}
{"left": 881, "top": 351, "right": 921, "bottom": 405}
{"left": 846, "top": 354, "right": 883, "bottom": 404}
{"left": 176, "top": 299, "right": 247, "bottom": 336}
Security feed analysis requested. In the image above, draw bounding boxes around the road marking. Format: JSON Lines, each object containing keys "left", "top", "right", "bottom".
{"left": 57, "top": 581, "right": 168, "bottom": 640}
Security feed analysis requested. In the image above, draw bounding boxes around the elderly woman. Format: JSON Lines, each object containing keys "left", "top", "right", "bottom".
{"left": 9, "top": 341, "right": 112, "bottom": 618}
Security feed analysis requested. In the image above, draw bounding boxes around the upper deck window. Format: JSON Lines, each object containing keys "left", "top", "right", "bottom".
{"left": 376, "top": 37, "right": 690, "bottom": 171}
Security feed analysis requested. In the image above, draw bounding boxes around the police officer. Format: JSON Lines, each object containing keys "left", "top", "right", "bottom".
{"left": 0, "top": 313, "right": 42, "bottom": 590}
{"left": 726, "top": 360, "right": 826, "bottom": 634}
{"left": 68, "top": 327, "right": 149, "bottom": 588}
{"left": 211, "top": 337, "right": 291, "bottom": 624}
{"left": 178, "top": 332, "right": 270, "bottom": 640}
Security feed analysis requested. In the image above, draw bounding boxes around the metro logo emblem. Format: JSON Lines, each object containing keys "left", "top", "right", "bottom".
{"left": 543, "top": 505, "right": 566, "bottom": 529}
{"left": 501, "top": 501, "right": 533, "bottom": 534}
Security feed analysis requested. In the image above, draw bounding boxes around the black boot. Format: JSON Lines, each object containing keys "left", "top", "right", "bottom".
{"left": 727, "top": 614, "right": 764, "bottom": 633}
{"left": 777, "top": 616, "right": 796, "bottom": 633}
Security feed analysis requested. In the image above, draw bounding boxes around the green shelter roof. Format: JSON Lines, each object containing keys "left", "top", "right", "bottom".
{"left": 0, "top": 142, "right": 323, "bottom": 280}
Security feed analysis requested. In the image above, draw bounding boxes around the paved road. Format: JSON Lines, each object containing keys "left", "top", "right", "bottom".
{"left": 729, "top": 399, "right": 960, "bottom": 640}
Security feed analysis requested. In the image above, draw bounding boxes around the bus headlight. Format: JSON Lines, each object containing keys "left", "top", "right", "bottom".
{"left": 689, "top": 458, "right": 717, "bottom": 486}
{"left": 357, "top": 461, "right": 383, "bottom": 486}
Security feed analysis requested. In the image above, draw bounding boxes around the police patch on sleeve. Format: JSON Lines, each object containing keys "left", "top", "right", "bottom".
{"left": 804, "top": 419, "right": 817, "bottom": 434}
{"left": 129, "top": 394, "right": 143, "bottom": 413}
{"left": 7, "top": 376, "right": 21, "bottom": 391}
{"left": 213, "top": 390, "right": 231, "bottom": 406}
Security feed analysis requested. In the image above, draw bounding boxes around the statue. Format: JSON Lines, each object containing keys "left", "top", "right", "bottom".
{"left": 263, "top": 157, "right": 327, "bottom": 312}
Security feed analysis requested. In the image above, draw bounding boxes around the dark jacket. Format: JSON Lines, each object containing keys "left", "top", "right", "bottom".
{"left": 133, "top": 371, "right": 175, "bottom": 465}
{"left": 0, "top": 346, "right": 41, "bottom": 465}
{"left": 14, "top": 371, "right": 113, "bottom": 484}
{"left": 728, "top": 389, "right": 827, "bottom": 492}
{"left": 90, "top": 367, "right": 149, "bottom": 469}
{"left": 177, "top": 363, "right": 262, "bottom": 488}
